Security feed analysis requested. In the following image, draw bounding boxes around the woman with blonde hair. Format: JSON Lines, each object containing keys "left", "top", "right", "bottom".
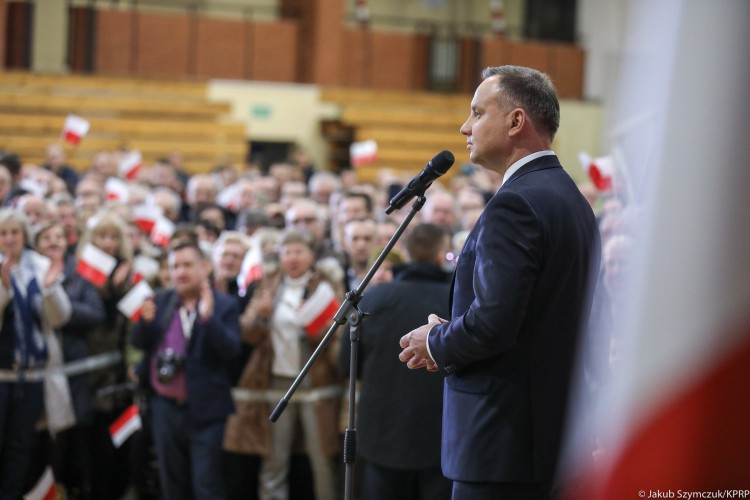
{"left": 224, "top": 229, "right": 344, "bottom": 500}
{"left": 0, "top": 209, "right": 71, "bottom": 498}
{"left": 76, "top": 211, "right": 136, "bottom": 499}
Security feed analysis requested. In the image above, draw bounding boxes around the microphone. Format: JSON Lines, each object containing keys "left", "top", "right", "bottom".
{"left": 385, "top": 150, "right": 455, "bottom": 214}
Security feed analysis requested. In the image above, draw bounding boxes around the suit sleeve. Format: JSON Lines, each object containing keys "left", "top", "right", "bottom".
{"left": 428, "top": 190, "right": 542, "bottom": 373}
{"left": 199, "top": 293, "right": 241, "bottom": 360}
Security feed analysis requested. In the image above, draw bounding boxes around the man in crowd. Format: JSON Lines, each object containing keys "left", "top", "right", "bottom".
{"left": 132, "top": 241, "right": 241, "bottom": 500}
{"left": 342, "top": 217, "right": 377, "bottom": 290}
{"left": 399, "top": 65, "right": 600, "bottom": 499}
{"left": 340, "top": 223, "right": 453, "bottom": 500}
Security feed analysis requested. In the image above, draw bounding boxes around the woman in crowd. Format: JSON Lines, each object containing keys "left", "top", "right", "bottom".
{"left": 224, "top": 229, "right": 344, "bottom": 500}
{"left": 36, "top": 220, "right": 107, "bottom": 500}
{"left": 0, "top": 209, "right": 71, "bottom": 499}
{"left": 76, "top": 211, "right": 135, "bottom": 499}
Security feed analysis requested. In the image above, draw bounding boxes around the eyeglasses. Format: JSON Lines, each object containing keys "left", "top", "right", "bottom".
{"left": 291, "top": 217, "right": 317, "bottom": 225}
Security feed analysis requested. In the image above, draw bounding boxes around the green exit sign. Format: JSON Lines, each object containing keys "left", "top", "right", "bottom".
{"left": 250, "top": 105, "right": 272, "bottom": 119}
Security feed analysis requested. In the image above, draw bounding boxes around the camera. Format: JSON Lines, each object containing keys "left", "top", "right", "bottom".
{"left": 156, "top": 349, "right": 184, "bottom": 384}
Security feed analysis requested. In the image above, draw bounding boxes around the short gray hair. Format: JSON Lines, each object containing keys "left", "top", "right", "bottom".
{"left": 481, "top": 65, "right": 560, "bottom": 140}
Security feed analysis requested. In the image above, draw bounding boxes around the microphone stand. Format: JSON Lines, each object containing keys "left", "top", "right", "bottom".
{"left": 270, "top": 194, "right": 428, "bottom": 500}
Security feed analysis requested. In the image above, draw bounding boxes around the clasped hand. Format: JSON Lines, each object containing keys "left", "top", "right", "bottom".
{"left": 398, "top": 314, "right": 447, "bottom": 372}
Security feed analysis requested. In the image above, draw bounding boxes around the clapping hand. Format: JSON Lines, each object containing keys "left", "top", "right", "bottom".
{"left": 44, "top": 259, "right": 65, "bottom": 289}
{"left": 141, "top": 297, "right": 156, "bottom": 323}
{"left": 198, "top": 280, "right": 214, "bottom": 321}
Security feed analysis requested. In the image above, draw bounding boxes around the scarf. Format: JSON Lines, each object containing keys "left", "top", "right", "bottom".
{"left": 11, "top": 251, "right": 47, "bottom": 369}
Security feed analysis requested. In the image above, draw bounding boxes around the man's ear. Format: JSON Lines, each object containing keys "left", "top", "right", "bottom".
{"left": 508, "top": 108, "right": 526, "bottom": 137}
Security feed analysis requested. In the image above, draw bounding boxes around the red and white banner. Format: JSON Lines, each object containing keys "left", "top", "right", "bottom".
{"left": 298, "top": 281, "right": 339, "bottom": 337}
{"left": 350, "top": 140, "right": 377, "bottom": 167}
{"left": 76, "top": 243, "right": 117, "bottom": 287}
{"left": 118, "top": 150, "right": 143, "bottom": 180}
{"left": 133, "top": 204, "right": 163, "bottom": 234}
{"left": 562, "top": 2, "right": 750, "bottom": 497}
{"left": 132, "top": 255, "right": 159, "bottom": 285}
{"left": 150, "top": 216, "right": 175, "bottom": 249}
{"left": 105, "top": 177, "right": 129, "bottom": 203}
{"left": 117, "top": 280, "right": 153, "bottom": 322}
{"left": 109, "top": 404, "right": 142, "bottom": 449}
{"left": 61, "top": 114, "right": 90, "bottom": 146}
{"left": 578, "top": 152, "right": 614, "bottom": 192}
{"left": 237, "top": 240, "right": 263, "bottom": 296}
{"left": 23, "top": 466, "right": 56, "bottom": 500}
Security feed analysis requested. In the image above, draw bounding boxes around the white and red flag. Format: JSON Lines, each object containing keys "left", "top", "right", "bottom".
{"left": 132, "top": 255, "right": 159, "bottom": 285}
{"left": 578, "top": 152, "right": 614, "bottom": 192}
{"left": 350, "top": 140, "right": 377, "bottom": 167}
{"left": 105, "top": 177, "right": 129, "bottom": 203}
{"left": 237, "top": 239, "right": 263, "bottom": 296}
{"left": 109, "top": 404, "right": 142, "bottom": 449}
{"left": 61, "top": 114, "right": 90, "bottom": 145}
{"left": 217, "top": 183, "right": 241, "bottom": 213}
{"left": 133, "top": 204, "right": 163, "bottom": 234}
{"left": 23, "top": 466, "right": 56, "bottom": 500}
{"left": 561, "top": 2, "right": 750, "bottom": 497}
{"left": 298, "top": 281, "right": 339, "bottom": 337}
{"left": 117, "top": 280, "right": 153, "bottom": 322}
{"left": 118, "top": 150, "right": 143, "bottom": 180}
{"left": 150, "top": 216, "right": 175, "bottom": 249}
{"left": 76, "top": 243, "right": 117, "bottom": 287}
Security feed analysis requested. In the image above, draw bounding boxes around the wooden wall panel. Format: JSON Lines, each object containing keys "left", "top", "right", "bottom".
{"left": 508, "top": 40, "right": 551, "bottom": 74}
{"left": 370, "top": 32, "right": 417, "bottom": 90}
{"left": 94, "top": 10, "right": 134, "bottom": 75}
{"left": 341, "top": 29, "right": 368, "bottom": 88}
{"left": 250, "top": 21, "right": 298, "bottom": 83}
{"left": 549, "top": 43, "right": 584, "bottom": 99}
{"left": 480, "top": 37, "right": 510, "bottom": 71}
{"left": 135, "top": 13, "right": 190, "bottom": 77}
{"left": 195, "top": 17, "right": 245, "bottom": 80}
{"left": 309, "top": 0, "right": 344, "bottom": 86}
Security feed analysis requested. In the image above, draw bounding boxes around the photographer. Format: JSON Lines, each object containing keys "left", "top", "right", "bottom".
{"left": 131, "top": 241, "right": 241, "bottom": 500}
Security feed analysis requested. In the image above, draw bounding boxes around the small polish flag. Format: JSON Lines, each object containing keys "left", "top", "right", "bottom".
{"left": 117, "top": 280, "right": 153, "bottom": 321}
{"left": 23, "top": 466, "right": 56, "bottom": 500}
{"left": 133, "top": 204, "right": 163, "bottom": 234}
{"left": 76, "top": 243, "right": 117, "bottom": 287}
{"left": 217, "top": 183, "right": 241, "bottom": 212}
{"left": 579, "top": 152, "right": 614, "bottom": 192}
{"left": 132, "top": 255, "right": 159, "bottom": 285}
{"left": 237, "top": 240, "right": 263, "bottom": 296}
{"left": 19, "top": 178, "right": 47, "bottom": 197}
{"left": 150, "top": 216, "right": 175, "bottom": 249}
{"left": 61, "top": 114, "right": 90, "bottom": 146}
{"left": 109, "top": 404, "right": 142, "bottom": 449}
{"left": 119, "top": 150, "right": 143, "bottom": 180}
{"left": 105, "top": 177, "right": 129, "bottom": 203}
{"left": 350, "top": 140, "right": 378, "bottom": 167}
{"left": 298, "top": 281, "right": 340, "bottom": 337}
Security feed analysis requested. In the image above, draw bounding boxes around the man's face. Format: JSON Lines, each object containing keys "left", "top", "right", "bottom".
{"left": 287, "top": 206, "right": 324, "bottom": 242}
{"left": 344, "top": 220, "right": 376, "bottom": 267}
{"left": 339, "top": 197, "right": 368, "bottom": 225}
{"left": 218, "top": 240, "right": 246, "bottom": 278}
{"left": 424, "top": 195, "right": 456, "bottom": 228}
{"left": 192, "top": 180, "right": 217, "bottom": 207}
{"left": 169, "top": 247, "right": 208, "bottom": 296}
{"left": 460, "top": 76, "right": 511, "bottom": 173}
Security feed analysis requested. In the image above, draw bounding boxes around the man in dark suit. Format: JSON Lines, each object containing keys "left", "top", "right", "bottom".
{"left": 340, "top": 223, "right": 453, "bottom": 500}
{"left": 398, "top": 66, "right": 600, "bottom": 499}
{"left": 132, "top": 241, "right": 241, "bottom": 500}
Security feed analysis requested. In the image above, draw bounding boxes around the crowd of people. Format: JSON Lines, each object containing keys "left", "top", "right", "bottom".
{"left": 0, "top": 131, "right": 625, "bottom": 499}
